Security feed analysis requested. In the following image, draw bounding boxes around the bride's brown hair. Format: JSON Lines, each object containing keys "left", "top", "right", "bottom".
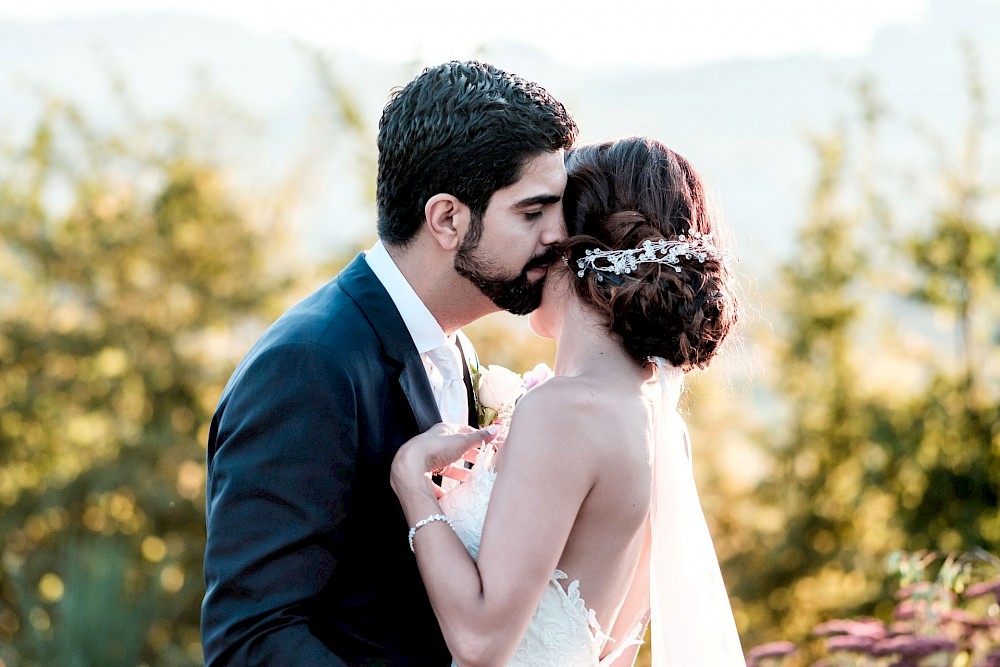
{"left": 559, "top": 137, "right": 738, "bottom": 369}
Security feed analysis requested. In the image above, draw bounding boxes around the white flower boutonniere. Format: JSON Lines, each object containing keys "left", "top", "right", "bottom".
{"left": 472, "top": 362, "right": 554, "bottom": 431}
{"left": 475, "top": 364, "right": 525, "bottom": 428}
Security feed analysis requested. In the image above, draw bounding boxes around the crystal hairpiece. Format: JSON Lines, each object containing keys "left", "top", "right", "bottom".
{"left": 575, "top": 231, "right": 730, "bottom": 282}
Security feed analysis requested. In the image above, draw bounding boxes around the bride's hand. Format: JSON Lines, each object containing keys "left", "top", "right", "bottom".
{"left": 390, "top": 423, "right": 499, "bottom": 498}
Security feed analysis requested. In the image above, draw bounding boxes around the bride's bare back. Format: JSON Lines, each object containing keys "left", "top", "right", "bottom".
{"left": 487, "top": 368, "right": 662, "bottom": 655}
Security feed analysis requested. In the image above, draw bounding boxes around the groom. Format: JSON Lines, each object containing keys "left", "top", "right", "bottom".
{"left": 201, "top": 61, "right": 578, "bottom": 665}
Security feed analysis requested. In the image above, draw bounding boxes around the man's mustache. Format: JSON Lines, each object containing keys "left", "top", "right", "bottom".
{"left": 523, "top": 248, "right": 561, "bottom": 273}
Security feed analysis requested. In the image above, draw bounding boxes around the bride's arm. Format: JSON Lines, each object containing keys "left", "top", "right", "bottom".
{"left": 391, "top": 382, "right": 598, "bottom": 667}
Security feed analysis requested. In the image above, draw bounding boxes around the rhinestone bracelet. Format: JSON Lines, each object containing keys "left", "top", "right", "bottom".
{"left": 407, "top": 513, "right": 455, "bottom": 553}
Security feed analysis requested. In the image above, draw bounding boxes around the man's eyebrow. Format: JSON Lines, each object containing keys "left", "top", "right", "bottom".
{"left": 512, "top": 194, "right": 563, "bottom": 209}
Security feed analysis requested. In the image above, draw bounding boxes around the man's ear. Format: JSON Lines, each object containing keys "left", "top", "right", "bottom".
{"left": 424, "top": 194, "right": 470, "bottom": 251}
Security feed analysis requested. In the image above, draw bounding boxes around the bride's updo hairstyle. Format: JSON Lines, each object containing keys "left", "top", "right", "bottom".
{"left": 560, "top": 137, "right": 738, "bottom": 370}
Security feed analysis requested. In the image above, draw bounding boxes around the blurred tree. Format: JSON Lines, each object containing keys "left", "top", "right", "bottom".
{"left": 0, "top": 86, "right": 296, "bottom": 665}
{"left": 308, "top": 48, "right": 377, "bottom": 207}
{"left": 731, "top": 46, "right": 1000, "bottom": 653}
{"left": 888, "top": 42, "right": 1000, "bottom": 564}
{"left": 729, "top": 124, "right": 890, "bottom": 644}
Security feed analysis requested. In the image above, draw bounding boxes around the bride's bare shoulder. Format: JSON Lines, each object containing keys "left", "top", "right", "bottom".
{"left": 516, "top": 375, "right": 600, "bottom": 409}
{"left": 509, "top": 376, "right": 625, "bottom": 444}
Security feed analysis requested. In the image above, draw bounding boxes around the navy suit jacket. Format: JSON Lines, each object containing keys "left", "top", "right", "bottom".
{"left": 202, "top": 255, "right": 477, "bottom": 666}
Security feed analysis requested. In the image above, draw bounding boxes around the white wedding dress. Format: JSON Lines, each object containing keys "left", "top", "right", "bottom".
{"left": 440, "top": 450, "right": 634, "bottom": 667}
{"left": 440, "top": 361, "right": 744, "bottom": 667}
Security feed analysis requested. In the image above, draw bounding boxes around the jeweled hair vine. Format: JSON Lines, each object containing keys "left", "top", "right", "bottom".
{"left": 574, "top": 231, "right": 733, "bottom": 282}
{"left": 560, "top": 137, "right": 739, "bottom": 369}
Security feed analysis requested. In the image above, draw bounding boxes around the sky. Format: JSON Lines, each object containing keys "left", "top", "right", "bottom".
{"left": 0, "top": 0, "right": 935, "bottom": 69}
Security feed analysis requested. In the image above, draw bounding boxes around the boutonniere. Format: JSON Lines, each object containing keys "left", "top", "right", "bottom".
{"left": 472, "top": 362, "right": 554, "bottom": 431}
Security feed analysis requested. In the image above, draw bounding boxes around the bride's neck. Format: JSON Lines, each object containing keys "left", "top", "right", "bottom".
{"left": 552, "top": 297, "right": 646, "bottom": 381}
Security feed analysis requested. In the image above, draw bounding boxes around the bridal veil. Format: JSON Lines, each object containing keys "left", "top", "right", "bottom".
{"left": 648, "top": 360, "right": 745, "bottom": 666}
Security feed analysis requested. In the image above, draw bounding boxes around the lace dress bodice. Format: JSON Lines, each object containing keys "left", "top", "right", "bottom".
{"left": 439, "top": 449, "right": 631, "bottom": 667}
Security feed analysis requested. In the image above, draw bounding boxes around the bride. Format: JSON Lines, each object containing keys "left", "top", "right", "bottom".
{"left": 390, "top": 136, "right": 746, "bottom": 666}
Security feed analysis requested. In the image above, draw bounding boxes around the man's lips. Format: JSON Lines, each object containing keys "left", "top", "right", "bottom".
{"left": 524, "top": 249, "right": 561, "bottom": 276}
{"left": 526, "top": 265, "right": 548, "bottom": 279}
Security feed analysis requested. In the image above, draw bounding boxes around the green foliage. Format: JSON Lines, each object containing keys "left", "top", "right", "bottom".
{"left": 729, "top": 47, "right": 1000, "bottom": 651}
{"left": 0, "top": 90, "right": 295, "bottom": 665}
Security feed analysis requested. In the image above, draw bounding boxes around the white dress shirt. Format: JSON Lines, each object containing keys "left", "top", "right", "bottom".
{"left": 364, "top": 240, "right": 473, "bottom": 420}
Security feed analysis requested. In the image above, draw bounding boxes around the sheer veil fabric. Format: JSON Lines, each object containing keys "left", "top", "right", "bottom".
{"left": 649, "top": 360, "right": 745, "bottom": 666}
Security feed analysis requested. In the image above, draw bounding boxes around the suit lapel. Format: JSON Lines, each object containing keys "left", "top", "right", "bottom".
{"left": 455, "top": 334, "right": 480, "bottom": 428}
{"left": 397, "top": 364, "right": 441, "bottom": 433}
{"left": 337, "top": 254, "right": 441, "bottom": 433}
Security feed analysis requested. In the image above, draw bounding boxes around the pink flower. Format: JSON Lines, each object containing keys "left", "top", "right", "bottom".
{"left": 964, "top": 576, "right": 1000, "bottom": 600}
{"left": 871, "top": 635, "right": 958, "bottom": 658}
{"left": 746, "top": 641, "right": 797, "bottom": 662}
{"left": 940, "top": 607, "right": 998, "bottom": 630}
{"left": 893, "top": 600, "right": 916, "bottom": 619}
{"left": 813, "top": 618, "right": 887, "bottom": 639}
{"left": 826, "top": 635, "right": 876, "bottom": 652}
{"left": 521, "top": 363, "right": 554, "bottom": 392}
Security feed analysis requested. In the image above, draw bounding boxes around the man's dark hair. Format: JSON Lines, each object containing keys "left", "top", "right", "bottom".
{"left": 376, "top": 60, "right": 578, "bottom": 246}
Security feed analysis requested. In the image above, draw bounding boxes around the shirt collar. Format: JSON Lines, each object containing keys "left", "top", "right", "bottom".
{"left": 364, "top": 240, "right": 449, "bottom": 355}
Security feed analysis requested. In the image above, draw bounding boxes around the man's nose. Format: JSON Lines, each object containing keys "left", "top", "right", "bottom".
{"left": 540, "top": 208, "right": 567, "bottom": 245}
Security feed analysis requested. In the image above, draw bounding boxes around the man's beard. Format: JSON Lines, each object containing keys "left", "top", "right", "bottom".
{"left": 454, "top": 241, "right": 560, "bottom": 316}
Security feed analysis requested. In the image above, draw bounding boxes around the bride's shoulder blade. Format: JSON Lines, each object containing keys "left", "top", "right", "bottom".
{"left": 507, "top": 377, "right": 627, "bottom": 456}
